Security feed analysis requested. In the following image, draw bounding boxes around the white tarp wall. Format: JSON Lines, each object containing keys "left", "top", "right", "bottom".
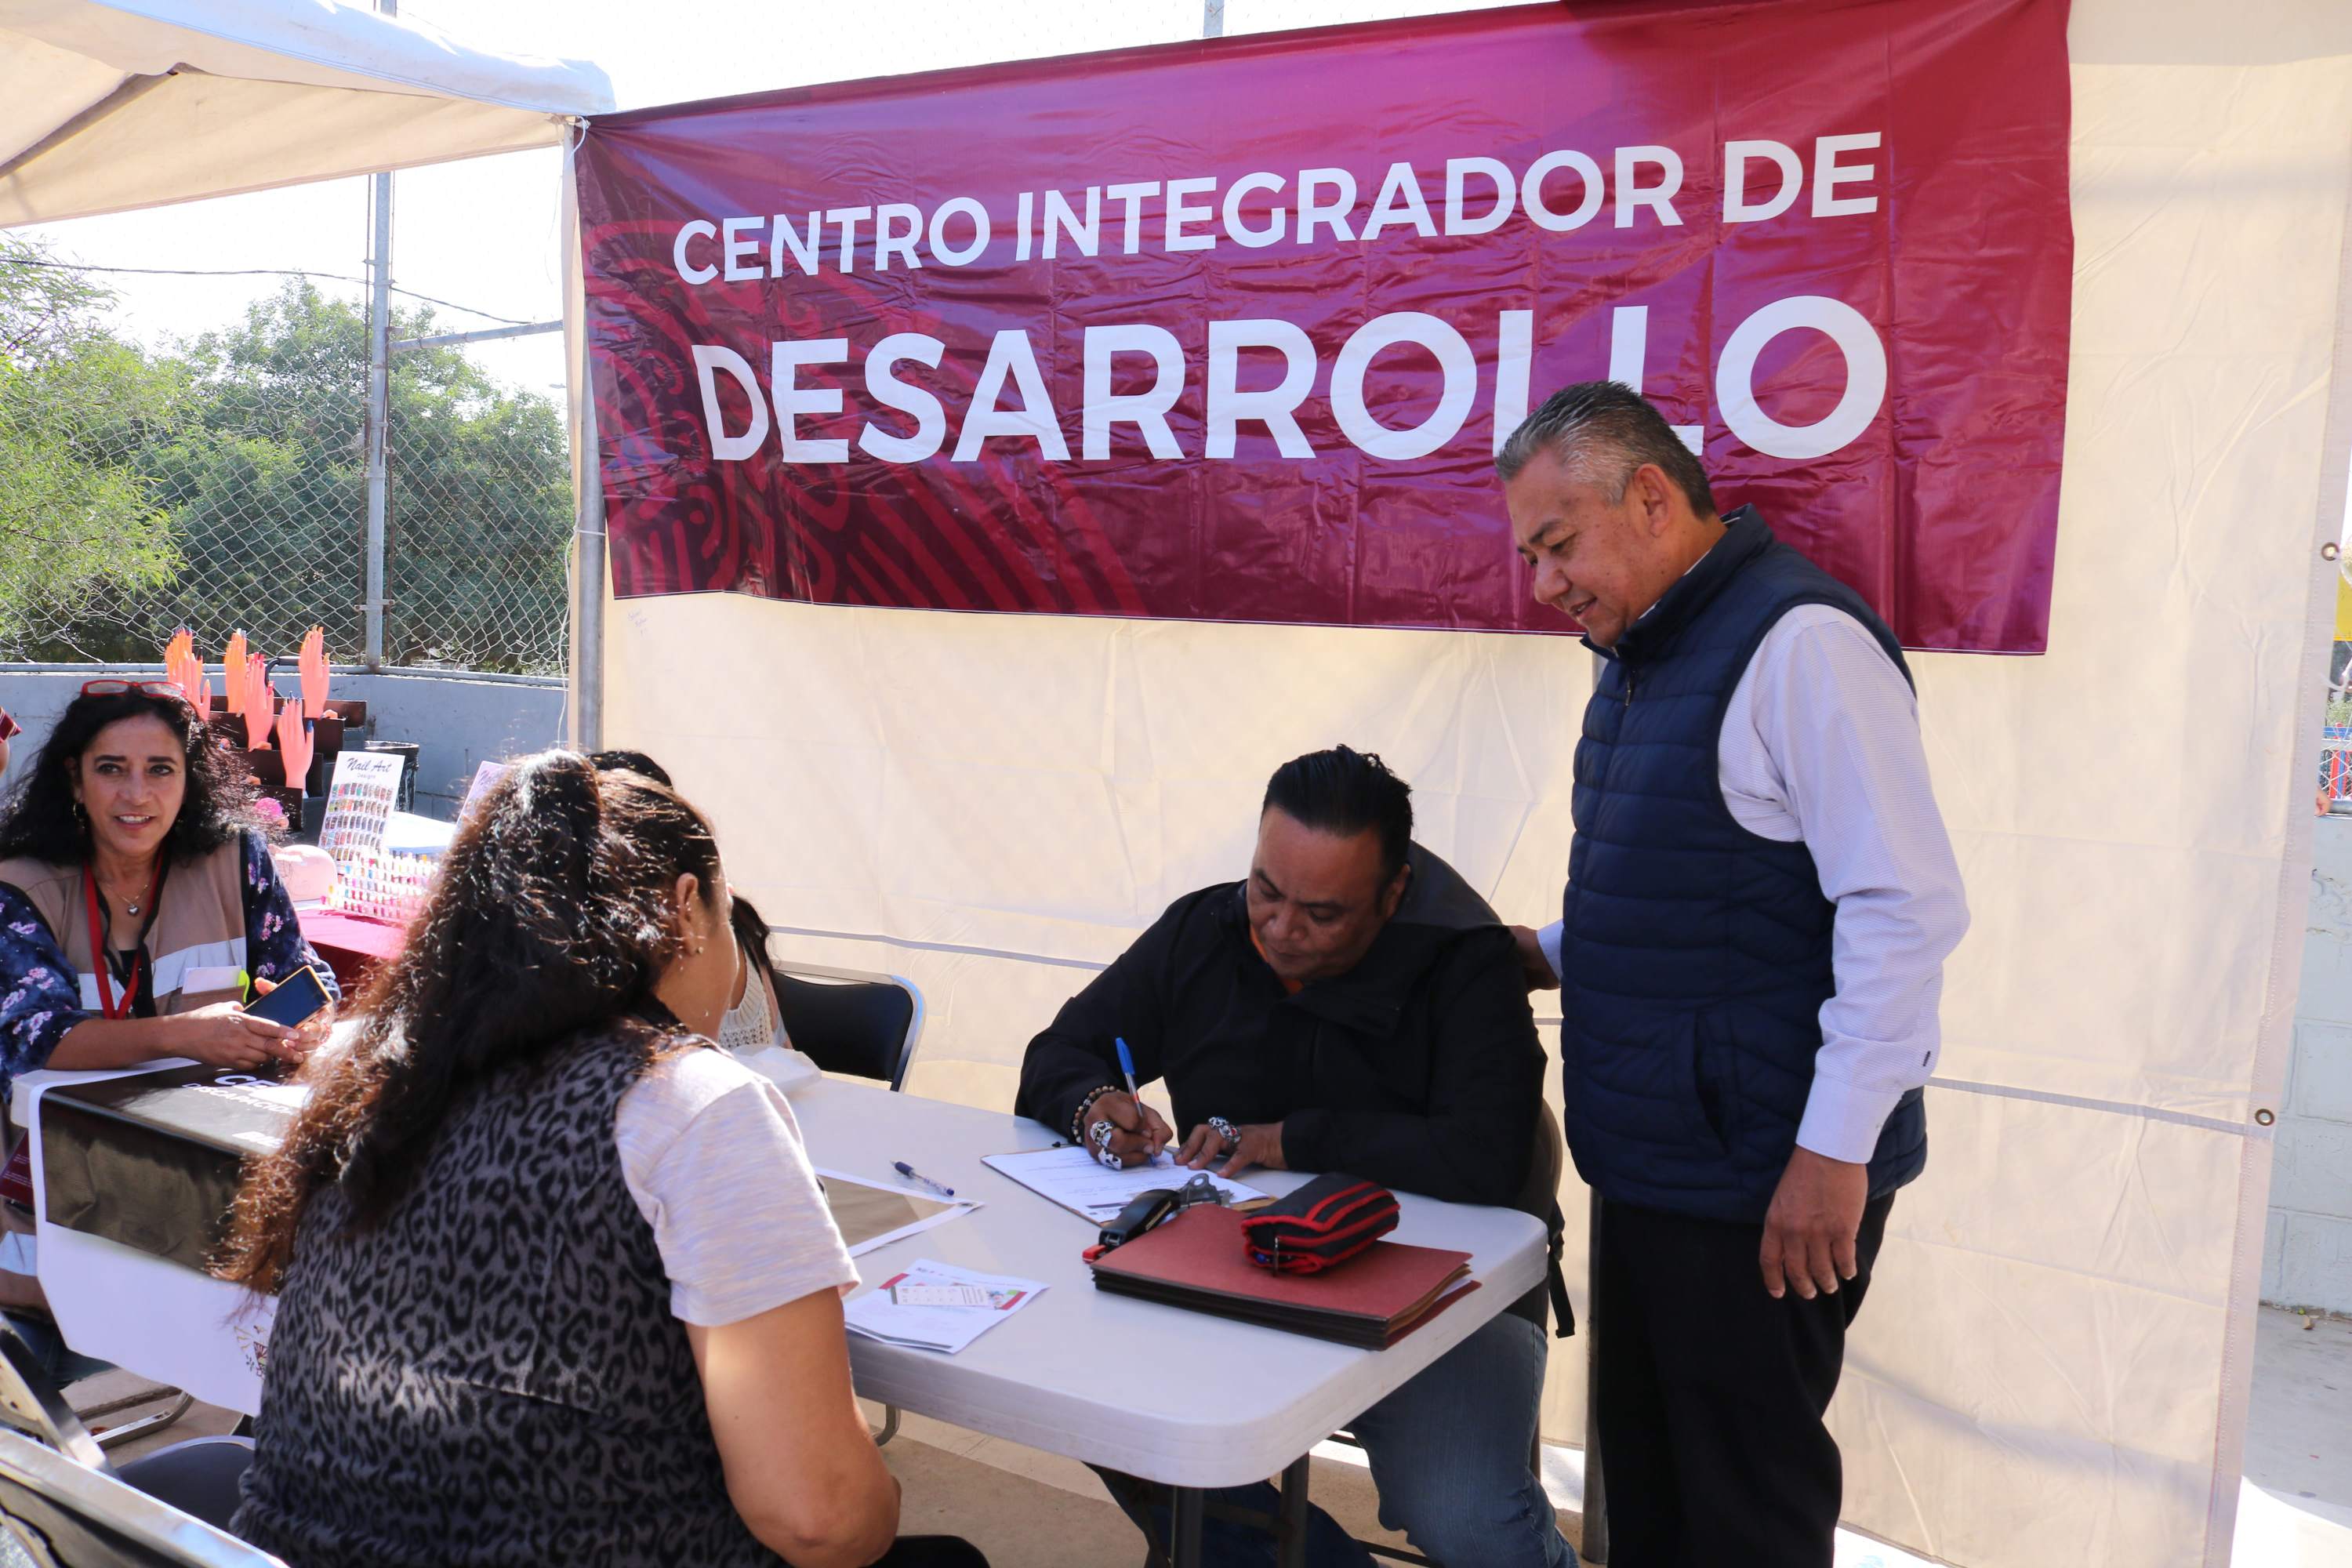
{"left": 595, "top": 3, "right": 2352, "bottom": 1564}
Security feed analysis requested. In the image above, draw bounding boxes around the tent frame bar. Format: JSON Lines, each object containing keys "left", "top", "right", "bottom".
{"left": 0, "top": 71, "right": 180, "bottom": 186}
{"left": 393, "top": 320, "right": 558, "bottom": 350}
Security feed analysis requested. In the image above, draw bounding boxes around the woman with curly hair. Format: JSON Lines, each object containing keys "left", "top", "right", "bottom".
{"left": 0, "top": 680, "right": 336, "bottom": 1095}
{"left": 224, "top": 753, "right": 983, "bottom": 1568}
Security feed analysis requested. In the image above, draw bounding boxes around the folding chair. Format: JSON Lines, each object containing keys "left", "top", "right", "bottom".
{"left": 0, "top": 1425, "right": 283, "bottom": 1568}
{"left": 766, "top": 956, "right": 925, "bottom": 1091}
{"left": 0, "top": 1308, "right": 194, "bottom": 1457}
{"left": 0, "top": 1329, "right": 254, "bottom": 1533}
{"left": 1311, "top": 1103, "right": 1572, "bottom": 1567}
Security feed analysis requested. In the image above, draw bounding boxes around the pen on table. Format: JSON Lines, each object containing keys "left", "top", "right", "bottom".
{"left": 1114, "top": 1036, "right": 1156, "bottom": 1160}
{"left": 893, "top": 1160, "right": 955, "bottom": 1198}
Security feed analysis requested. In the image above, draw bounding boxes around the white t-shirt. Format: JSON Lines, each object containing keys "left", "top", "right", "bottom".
{"left": 612, "top": 1046, "right": 858, "bottom": 1326}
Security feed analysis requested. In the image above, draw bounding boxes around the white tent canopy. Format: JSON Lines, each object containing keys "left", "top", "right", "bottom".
{"left": 0, "top": 0, "right": 612, "bottom": 226}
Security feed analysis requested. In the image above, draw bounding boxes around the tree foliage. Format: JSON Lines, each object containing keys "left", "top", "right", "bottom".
{"left": 0, "top": 255, "right": 569, "bottom": 673}
{"left": 0, "top": 237, "right": 186, "bottom": 656}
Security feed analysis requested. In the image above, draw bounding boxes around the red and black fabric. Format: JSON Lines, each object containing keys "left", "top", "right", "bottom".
{"left": 1240, "top": 1174, "right": 1399, "bottom": 1275}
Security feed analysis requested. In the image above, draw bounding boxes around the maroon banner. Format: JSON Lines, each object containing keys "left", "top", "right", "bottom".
{"left": 577, "top": 0, "right": 2071, "bottom": 651}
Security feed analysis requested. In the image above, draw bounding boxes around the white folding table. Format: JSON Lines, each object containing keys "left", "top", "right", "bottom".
{"left": 11, "top": 1067, "right": 1546, "bottom": 1566}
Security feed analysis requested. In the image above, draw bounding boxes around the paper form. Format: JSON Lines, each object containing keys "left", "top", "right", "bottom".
{"left": 981, "top": 1145, "right": 1271, "bottom": 1221}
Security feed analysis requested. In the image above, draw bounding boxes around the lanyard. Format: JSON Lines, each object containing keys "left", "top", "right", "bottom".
{"left": 82, "top": 865, "right": 159, "bottom": 1021}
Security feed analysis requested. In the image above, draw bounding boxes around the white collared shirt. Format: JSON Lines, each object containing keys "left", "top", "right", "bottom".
{"left": 1539, "top": 602, "right": 1970, "bottom": 1163}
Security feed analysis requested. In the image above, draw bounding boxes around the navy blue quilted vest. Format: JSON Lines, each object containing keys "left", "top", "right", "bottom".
{"left": 1560, "top": 506, "right": 1928, "bottom": 1223}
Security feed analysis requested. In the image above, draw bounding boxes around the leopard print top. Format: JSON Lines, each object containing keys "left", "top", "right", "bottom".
{"left": 234, "top": 1020, "right": 782, "bottom": 1566}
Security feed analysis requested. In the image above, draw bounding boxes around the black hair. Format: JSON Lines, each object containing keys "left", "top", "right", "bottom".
{"left": 587, "top": 748, "right": 673, "bottom": 787}
{"left": 730, "top": 891, "right": 779, "bottom": 1013}
{"left": 226, "top": 751, "right": 722, "bottom": 1291}
{"left": 0, "top": 688, "right": 255, "bottom": 868}
{"left": 1261, "top": 746, "right": 1413, "bottom": 882}
{"left": 1494, "top": 379, "right": 1718, "bottom": 517}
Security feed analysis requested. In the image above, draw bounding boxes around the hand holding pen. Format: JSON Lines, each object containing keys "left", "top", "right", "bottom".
{"left": 1115, "top": 1036, "right": 1170, "bottom": 1163}
{"left": 1083, "top": 1036, "right": 1173, "bottom": 1168}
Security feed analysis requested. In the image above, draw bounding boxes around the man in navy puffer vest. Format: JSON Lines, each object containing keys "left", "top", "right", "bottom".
{"left": 1497, "top": 383, "right": 1969, "bottom": 1568}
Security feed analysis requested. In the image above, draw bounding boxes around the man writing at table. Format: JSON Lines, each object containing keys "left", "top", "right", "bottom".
{"left": 1016, "top": 746, "right": 1573, "bottom": 1568}
{"left": 1498, "top": 381, "right": 1968, "bottom": 1567}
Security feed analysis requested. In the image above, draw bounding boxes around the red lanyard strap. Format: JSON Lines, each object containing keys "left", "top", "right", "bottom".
{"left": 82, "top": 868, "right": 152, "bottom": 1021}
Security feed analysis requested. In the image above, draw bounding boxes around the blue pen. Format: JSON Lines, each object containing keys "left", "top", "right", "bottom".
{"left": 893, "top": 1160, "right": 955, "bottom": 1198}
{"left": 1114, "top": 1036, "right": 1158, "bottom": 1162}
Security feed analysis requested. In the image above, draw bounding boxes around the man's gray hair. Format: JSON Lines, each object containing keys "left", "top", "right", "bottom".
{"left": 1494, "top": 380, "right": 1718, "bottom": 517}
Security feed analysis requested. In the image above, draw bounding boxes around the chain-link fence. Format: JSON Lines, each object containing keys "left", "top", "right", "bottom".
{"left": 381, "top": 321, "right": 571, "bottom": 673}
{"left": 0, "top": 238, "right": 570, "bottom": 676}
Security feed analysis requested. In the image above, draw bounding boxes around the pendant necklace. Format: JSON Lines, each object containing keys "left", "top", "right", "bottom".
{"left": 100, "top": 873, "right": 150, "bottom": 916}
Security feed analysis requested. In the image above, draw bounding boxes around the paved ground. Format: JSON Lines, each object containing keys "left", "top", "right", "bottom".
{"left": 2241, "top": 1306, "right": 2352, "bottom": 1563}
{"left": 74, "top": 1305, "right": 2352, "bottom": 1565}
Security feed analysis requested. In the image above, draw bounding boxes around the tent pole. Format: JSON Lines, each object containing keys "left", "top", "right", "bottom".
{"left": 361, "top": 0, "right": 396, "bottom": 673}
{"left": 566, "top": 129, "right": 606, "bottom": 755}
{"left": 573, "top": 376, "right": 605, "bottom": 753}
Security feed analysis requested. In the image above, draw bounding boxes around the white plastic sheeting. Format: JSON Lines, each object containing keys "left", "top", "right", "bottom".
{"left": 595, "top": 5, "right": 2352, "bottom": 1565}
{"left": 0, "top": 0, "right": 612, "bottom": 226}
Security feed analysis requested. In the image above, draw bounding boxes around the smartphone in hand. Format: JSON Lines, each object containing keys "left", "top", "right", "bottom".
{"left": 243, "top": 965, "right": 330, "bottom": 1029}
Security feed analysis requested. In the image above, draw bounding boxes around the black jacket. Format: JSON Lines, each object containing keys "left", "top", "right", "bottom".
{"left": 1017, "top": 843, "right": 1545, "bottom": 1217}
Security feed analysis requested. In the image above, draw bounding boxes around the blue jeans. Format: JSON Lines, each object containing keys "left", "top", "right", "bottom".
{"left": 1101, "top": 1312, "right": 1574, "bottom": 1567}
{"left": 2, "top": 1311, "right": 113, "bottom": 1388}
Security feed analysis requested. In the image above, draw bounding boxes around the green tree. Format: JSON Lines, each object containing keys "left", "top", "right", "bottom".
{"left": 23, "top": 276, "right": 571, "bottom": 673}
{"left": 381, "top": 303, "right": 572, "bottom": 672}
{"left": 0, "top": 237, "right": 186, "bottom": 659}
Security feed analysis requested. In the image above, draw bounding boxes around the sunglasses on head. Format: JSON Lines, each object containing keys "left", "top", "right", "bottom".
{"left": 78, "top": 679, "right": 191, "bottom": 703}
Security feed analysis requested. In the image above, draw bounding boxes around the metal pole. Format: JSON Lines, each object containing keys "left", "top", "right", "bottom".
{"left": 1274, "top": 1455, "right": 1309, "bottom": 1568}
{"left": 1170, "top": 1486, "right": 1205, "bottom": 1568}
{"left": 1582, "top": 1189, "right": 1610, "bottom": 1563}
{"left": 561, "top": 125, "right": 607, "bottom": 753}
{"left": 361, "top": 0, "right": 396, "bottom": 672}
{"left": 1203, "top": 0, "right": 1224, "bottom": 39}
{"left": 572, "top": 379, "right": 606, "bottom": 752}
{"left": 393, "top": 320, "right": 561, "bottom": 352}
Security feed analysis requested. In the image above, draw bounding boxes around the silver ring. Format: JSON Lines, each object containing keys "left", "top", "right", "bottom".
{"left": 1090, "top": 1119, "right": 1123, "bottom": 1169}
{"left": 1207, "top": 1116, "right": 1239, "bottom": 1152}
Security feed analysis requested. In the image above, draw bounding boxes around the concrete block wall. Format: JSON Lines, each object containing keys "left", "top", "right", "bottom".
{"left": 0, "top": 665, "right": 565, "bottom": 822}
{"left": 2267, "top": 813, "right": 2352, "bottom": 1315}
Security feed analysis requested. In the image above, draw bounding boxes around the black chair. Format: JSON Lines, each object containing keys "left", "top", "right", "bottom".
{"left": 1316, "top": 1103, "right": 1571, "bottom": 1567}
{"left": 765, "top": 956, "right": 925, "bottom": 1092}
{"left": 0, "top": 1425, "right": 283, "bottom": 1568}
{"left": 0, "top": 1332, "right": 254, "bottom": 1534}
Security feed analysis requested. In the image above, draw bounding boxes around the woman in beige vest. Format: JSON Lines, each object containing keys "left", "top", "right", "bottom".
{"left": 0, "top": 681, "right": 337, "bottom": 1097}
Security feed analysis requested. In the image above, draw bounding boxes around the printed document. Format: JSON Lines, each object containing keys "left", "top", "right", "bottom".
{"left": 844, "top": 1259, "right": 1046, "bottom": 1354}
{"left": 982, "top": 1145, "right": 1270, "bottom": 1221}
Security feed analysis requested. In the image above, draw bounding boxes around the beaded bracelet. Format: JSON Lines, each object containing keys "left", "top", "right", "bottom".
{"left": 1069, "top": 1084, "right": 1123, "bottom": 1145}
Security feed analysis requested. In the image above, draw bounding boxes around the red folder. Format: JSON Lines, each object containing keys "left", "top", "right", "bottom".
{"left": 1089, "top": 1205, "right": 1477, "bottom": 1348}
